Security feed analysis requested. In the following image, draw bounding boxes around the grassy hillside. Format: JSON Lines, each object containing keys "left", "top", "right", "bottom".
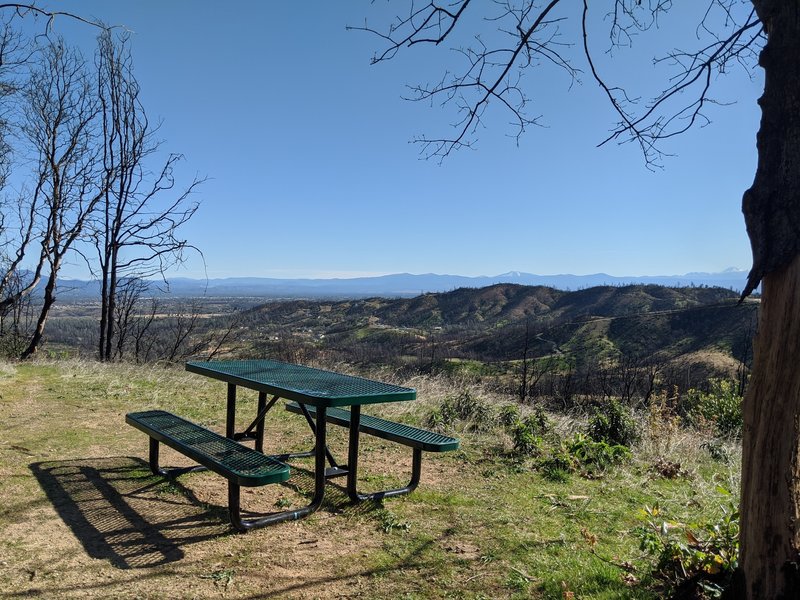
{"left": 0, "top": 360, "right": 741, "bottom": 599}
{"left": 235, "top": 284, "right": 756, "bottom": 391}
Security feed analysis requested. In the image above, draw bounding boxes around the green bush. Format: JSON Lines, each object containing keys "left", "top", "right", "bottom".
{"left": 567, "top": 433, "right": 631, "bottom": 474}
{"left": 427, "top": 389, "right": 493, "bottom": 432}
{"left": 686, "top": 379, "right": 743, "bottom": 438}
{"left": 498, "top": 404, "right": 521, "bottom": 429}
{"left": 511, "top": 421, "right": 543, "bottom": 457}
{"left": 635, "top": 496, "right": 739, "bottom": 598}
{"left": 536, "top": 434, "right": 630, "bottom": 481}
{"left": 585, "top": 399, "right": 639, "bottom": 447}
{"left": 538, "top": 447, "right": 576, "bottom": 482}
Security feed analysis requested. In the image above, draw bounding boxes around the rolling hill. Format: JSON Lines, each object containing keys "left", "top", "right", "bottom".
{"left": 237, "top": 283, "right": 757, "bottom": 388}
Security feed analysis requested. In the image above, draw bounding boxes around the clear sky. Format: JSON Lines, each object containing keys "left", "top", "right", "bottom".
{"left": 39, "top": 1, "right": 762, "bottom": 280}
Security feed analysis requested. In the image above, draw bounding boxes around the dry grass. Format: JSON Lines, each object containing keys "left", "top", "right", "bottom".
{"left": 0, "top": 359, "right": 740, "bottom": 599}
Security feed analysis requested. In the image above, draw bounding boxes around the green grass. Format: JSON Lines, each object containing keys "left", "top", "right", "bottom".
{"left": 0, "top": 359, "right": 739, "bottom": 599}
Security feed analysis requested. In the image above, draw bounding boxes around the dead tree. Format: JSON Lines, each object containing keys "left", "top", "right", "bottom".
{"left": 94, "top": 30, "right": 203, "bottom": 362}
{"left": 19, "top": 40, "right": 106, "bottom": 359}
{"left": 0, "top": 6, "right": 106, "bottom": 323}
{"left": 355, "top": 2, "right": 799, "bottom": 596}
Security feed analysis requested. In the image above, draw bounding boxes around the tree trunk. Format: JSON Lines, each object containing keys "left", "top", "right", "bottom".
{"left": 98, "top": 258, "right": 109, "bottom": 360}
{"left": 20, "top": 267, "right": 58, "bottom": 359}
{"left": 737, "top": 2, "right": 800, "bottom": 597}
{"left": 104, "top": 246, "right": 118, "bottom": 361}
{"left": 738, "top": 257, "right": 800, "bottom": 598}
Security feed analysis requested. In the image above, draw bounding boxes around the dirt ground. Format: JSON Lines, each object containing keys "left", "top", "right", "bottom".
{"left": 0, "top": 362, "right": 473, "bottom": 600}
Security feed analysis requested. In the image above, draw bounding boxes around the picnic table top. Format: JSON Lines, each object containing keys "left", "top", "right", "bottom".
{"left": 185, "top": 359, "right": 416, "bottom": 407}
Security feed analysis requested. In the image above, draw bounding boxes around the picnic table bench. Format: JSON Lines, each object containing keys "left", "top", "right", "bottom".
{"left": 126, "top": 410, "right": 290, "bottom": 530}
{"left": 285, "top": 402, "right": 459, "bottom": 500}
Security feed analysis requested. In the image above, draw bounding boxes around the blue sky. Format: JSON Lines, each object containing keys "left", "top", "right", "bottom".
{"left": 42, "top": 1, "right": 762, "bottom": 280}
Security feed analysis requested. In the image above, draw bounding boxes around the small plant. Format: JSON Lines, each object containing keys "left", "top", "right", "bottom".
{"left": 648, "top": 388, "right": 682, "bottom": 456}
{"left": 701, "top": 439, "right": 731, "bottom": 463}
{"left": 200, "top": 569, "right": 235, "bottom": 588}
{"left": 686, "top": 380, "right": 743, "bottom": 438}
{"left": 511, "top": 420, "right": 543, "bottom": 457}
{"left": 524, "top": 407, "right": 552, "bottom": 436}
{"left": 567, "top": 433, "right": 631, "bottom": 474}
{"left": 635, "top": 495, "right": 739, "bottom": 598}
{"left": 650, "top": 458, "right": 688, "bottom": 479}
{"left": 498, "top": 404, "right": 521, "bottom": 429}
{"left": 586, "top": 399, "right": 639, "bottom": 447}
{"left": 376, "top": 509, "right": 411, "bottom": 534}
{"left": 427, "top": 389, "right": 493, "bottom": 432}
{"left": 538, "top": 446, "right": 575, "bottom": 482}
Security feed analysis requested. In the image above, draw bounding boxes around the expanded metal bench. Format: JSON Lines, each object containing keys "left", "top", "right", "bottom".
{"left": 126, "top": 410, "right": 290, "bottom": 532}
{"left": 285, "top": 402, "right": 459, "bottom": 501}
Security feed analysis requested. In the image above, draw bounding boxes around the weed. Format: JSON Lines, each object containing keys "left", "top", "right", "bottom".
{"left": 511, "top": 421, "right": 543, "bottom": 457}
{"left": 200, "top": 569, "right": 235, "bottom": 588}
{"left": 586, "top": 399, "right": 639, "bottom": 447}
{"left": 376, "top": 509, "right": 411, "bottom": 534}
{"left": 635, "top": 492, "right": 739, "bottom": 598}
{"left": 498, "top": 404, "right": 520, "bottom": 429}
{"left": 647, "top": 388, "right": 682, "bottom": 457}
{"left": 685, "top": 380, "right": 743, "bottom": 438}
{"left": 701, "top": 440, "right": 731, "bottom": 463}
{"left": 506, "top": 568, "right": 532, "bottom": 592}
{"left": 566, "top": 433, "right": 631, "bottom": 475}
{"left": 523, "top": 408, "right": 552, "bottom": 436}
{"left": 538, "top": 447, "right": 575, "bottom": 482}
{"left": 427, "top": 389, "right": 493, "bottom": 432}
{"left": 650, "top": 458, "right": 689, "bottom": 480}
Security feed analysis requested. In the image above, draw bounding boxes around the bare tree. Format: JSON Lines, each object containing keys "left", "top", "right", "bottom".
{"left": 19, "top": 39, "right": 106, "bottom": 359}
{"left": 356, "top": 2, "right": 796, "bottom": 596}
{"left": 0, "top": 6, "right": 106, "bottom": 319}
{"left": 111, "top": 276, "right": 149, "bottom": 361}
{"left": 94, "top": 30, "right": 203, "bottom": 362}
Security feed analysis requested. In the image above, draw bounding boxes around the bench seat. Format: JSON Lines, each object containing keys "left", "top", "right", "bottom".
{"left": 127, "top": 409, "right": 294, "bottom": 531}
{"left": 284, "top": 402, "right": 459, "bottom": 452}
{"left": 127, "top": 410, "right": 290, "bottom": 486}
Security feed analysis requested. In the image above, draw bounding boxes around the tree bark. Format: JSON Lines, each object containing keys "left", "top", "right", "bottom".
{"left": 738, "top": 256, "right": 800, "bottom": 598}
{"left": 737, "top": 2, "right": 800, "bottom": 597}
{"left": 20, "top": 264, "right": 58, "bottom": 359}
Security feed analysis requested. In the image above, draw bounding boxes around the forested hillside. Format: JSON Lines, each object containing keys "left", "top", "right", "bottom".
{"left": 233, "top": 284, "right": 756, "bottom": 399}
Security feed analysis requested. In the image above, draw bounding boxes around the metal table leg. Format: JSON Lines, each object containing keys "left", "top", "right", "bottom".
{"left": 346, "top": 405, "right": 422, "bottom": 502}
{"left": 228, "top": 406, "right": 328, "bottom": 531}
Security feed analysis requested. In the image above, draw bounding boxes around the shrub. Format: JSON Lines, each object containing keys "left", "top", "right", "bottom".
{"left": 685, "top": 379, "right": 743, "bottom": 438}
{"left": 511, "top": 420, "right": 543, "bottom": 457}
{"left": 523, "top": 408, "right": 552, "bottom": 436}
{"left": 585, "top": 399, "right": 639, "bottom": 447}
{"left": 567, "top": 433, "right": 631, "bottom": 474}
{"left": 498, "top": 404, "right": 521, "bottom": 429}
{"left": 635, "top": 496, "right": 739, "bottom": 598}
{"left": 427, "top": 389, "right": 493, "bottom": 432}
{"left": 538, "top": 447, "right": 576, "bottom": 482}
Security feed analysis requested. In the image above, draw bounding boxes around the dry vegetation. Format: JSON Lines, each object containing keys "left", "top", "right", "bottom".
{"left": 0, "top": 359, "right": 742, "bottom": 599}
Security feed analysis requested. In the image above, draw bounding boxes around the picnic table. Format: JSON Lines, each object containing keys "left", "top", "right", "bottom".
{"left": 126, "top": 359, "right": 458, "bottom": 532}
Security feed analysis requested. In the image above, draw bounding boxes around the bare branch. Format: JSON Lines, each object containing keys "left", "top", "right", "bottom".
{"left": 357, "top": 0, "right": 764, "bottom": 165}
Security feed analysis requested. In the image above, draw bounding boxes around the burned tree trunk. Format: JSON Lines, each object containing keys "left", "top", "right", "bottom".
{"left": 737, "top": 2, "right": 800, "bottom": 597}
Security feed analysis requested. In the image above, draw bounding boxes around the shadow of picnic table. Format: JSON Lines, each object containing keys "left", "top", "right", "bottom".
{"left": 29, "top": 456, "right": 229, "bottom": 569}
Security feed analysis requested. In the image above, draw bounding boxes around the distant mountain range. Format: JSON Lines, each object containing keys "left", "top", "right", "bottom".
{"left": 56, "top": 268, "right": 751, "bottom": 299}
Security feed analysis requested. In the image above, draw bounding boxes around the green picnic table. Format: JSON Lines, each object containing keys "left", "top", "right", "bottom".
{"left": 127, "top": 359, "right": 458, "bottom": 532}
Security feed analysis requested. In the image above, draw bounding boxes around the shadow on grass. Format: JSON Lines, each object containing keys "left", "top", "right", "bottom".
{"left": 30, "top": 456, "right": 229, "bottom": 569}
{"left": 29, "top": 456, "right": 389, "bottom": 572}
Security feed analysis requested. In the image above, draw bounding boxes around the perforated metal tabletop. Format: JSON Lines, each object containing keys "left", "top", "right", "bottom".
{"left": 185, "top": 360, "right": 416, "bottom": 407}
